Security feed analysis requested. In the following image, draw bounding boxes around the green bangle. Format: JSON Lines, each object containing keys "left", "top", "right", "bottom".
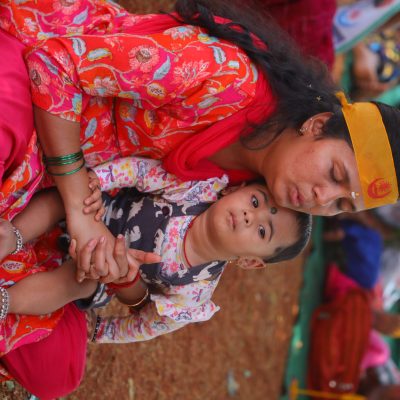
{"left": 46, "top": 158, "right": 86, "bottom": 176}
{"left": 44, "top": 150, "right": 84, "bottom": 166}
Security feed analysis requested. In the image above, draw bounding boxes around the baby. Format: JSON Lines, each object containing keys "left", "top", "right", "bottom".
{"left": 0, "top": 157, "right": 311, "bottom": 341}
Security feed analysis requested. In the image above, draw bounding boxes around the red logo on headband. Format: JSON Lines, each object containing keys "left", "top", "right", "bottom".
{"left": 367, "top": 178, "right": 392, "bottom": 199}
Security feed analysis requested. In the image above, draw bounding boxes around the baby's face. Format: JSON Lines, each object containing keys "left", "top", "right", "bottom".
{"left": 205, "top": 183, "right": 302, "bottom": 261}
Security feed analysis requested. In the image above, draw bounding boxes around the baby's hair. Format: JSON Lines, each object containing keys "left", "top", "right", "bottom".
{"left": 264, "top": 211, "right": 312, "bottom": 264}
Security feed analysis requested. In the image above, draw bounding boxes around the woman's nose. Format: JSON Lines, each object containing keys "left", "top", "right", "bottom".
{"left": 313, "top": 185, "right": 347, "bottom": 207}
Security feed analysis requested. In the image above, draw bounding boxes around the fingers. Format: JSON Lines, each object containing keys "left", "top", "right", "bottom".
{"left": 73, "top": 234, "right": 143, "bottom": 285}
{"left": 76, "top": 238, "right": 97, "bottom": 282}
{"left": 113, "top": 235, "right": 129, "bottom": 271}
{"left": 69, "top": 238, "right": 77, "bottom": 260}
{"left": 99, "top": 235, "right": 128, "bottom": 283}
{"left": 93, "top": 236, "right": 108, "bottom": 277}
{"left": 83, "top": 177, "right": 103, "bottom": 216}
{"left": 94, "top": 205, "right": 106, "bottom": 222}
{"left": 127, "top": 248, "right": 161, "bottom": 265}
{"left": 83, "top": 190, "right": 102, "bottom": 214}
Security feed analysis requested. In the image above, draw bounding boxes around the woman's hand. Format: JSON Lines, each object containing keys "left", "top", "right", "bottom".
{"left": 70, "top": 234, "right": 161, "bottom": 284}
{"left": 83, "top": 170, "right": 105, "bottom": 222}
{"left": 67, "top": 212, "right": 121, "bottom": 282}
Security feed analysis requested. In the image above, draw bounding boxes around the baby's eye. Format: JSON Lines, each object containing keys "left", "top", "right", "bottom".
{"left": 258, "top": 225, "right": 265, "bottom": 239}
{"left": 252, "top": 195, "right": 259, "bottom": 208}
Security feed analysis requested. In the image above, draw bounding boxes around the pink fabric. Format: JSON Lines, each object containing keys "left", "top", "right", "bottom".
{"left": 0, "top": 29, "right": 33, "bottom": 185}
{"left": 1, "top": 304, "right": 87, "bottom": 400}
{"left": 360, "top": 330, "right": 390, "bottom": 372}
{"left": 261, "top": 0, "right": 337, "bottom": 69}
{"left": 324, "top": 262, "right": 360, "bottom": 301}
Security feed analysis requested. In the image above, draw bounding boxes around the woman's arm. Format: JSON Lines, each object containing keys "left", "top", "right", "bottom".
{"left": 12, "top": 188, "right": 65, "bottom": 244}
{"left": 7, "top": 260, "right": 97, "bottom": 315}
{"left": 34, "top": 107, "right": 124, "bottom": 283}
{"left": 0, "top": 188, "right": 65, "bottom": 260}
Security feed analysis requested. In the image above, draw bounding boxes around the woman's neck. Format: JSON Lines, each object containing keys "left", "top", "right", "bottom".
{"left": 208, "top": 142, "right": 247, "bottom": 170}
{"left": 208, "top": 141, "right": 268, "bottom": 175}
{"left": 183, "top": 214, "right": 222, "bottom": 267}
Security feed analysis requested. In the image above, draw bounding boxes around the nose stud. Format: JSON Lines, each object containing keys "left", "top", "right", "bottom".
{"left": 350, "top": 191, "right": 360, "bottom": 200}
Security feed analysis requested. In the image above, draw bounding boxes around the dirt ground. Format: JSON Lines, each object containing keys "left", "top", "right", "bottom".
{"left": 0, "top": 1, "right": 307, "bottom": 399}
{"left": 76, "top": 258, "right": 304, "bottom": 400}
{"left": 1, "top": 254, "right": 305, "bottom": 400}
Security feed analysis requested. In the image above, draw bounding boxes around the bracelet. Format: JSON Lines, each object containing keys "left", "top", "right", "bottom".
{"left": 46, "top": 159, "right": 86, "bottom": 177}
{"left": 127, "top": 287, "right": 150, "bottom": 309}
{"left": 107, "top": 273, "right": 141, "bottom": 291}
{"left": 44, "top": 150, "right": 85, "bottom": 176}
{"left": 0, "top": 287, "right": 10, "bottom": 321}
{"left": 10, "top": 226, "right": 23, "bottom": 255}
{"left": 44, "top": 150, "right": 84, "bottom": 166}
{"left": 91, "top": 315, "right": 102, "bottom": 342}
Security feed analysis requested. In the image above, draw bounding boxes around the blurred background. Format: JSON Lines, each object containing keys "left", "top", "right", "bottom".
{"left": 4, "top": 0, "right": 400, "bottom": 399}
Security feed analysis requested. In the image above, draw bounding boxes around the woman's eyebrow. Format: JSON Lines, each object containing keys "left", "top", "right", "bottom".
{"left": 342, "top": 166, "right": 357, "bottom": 212}
{"left": 257, "top": 189, "right": 269, "bottom": 205}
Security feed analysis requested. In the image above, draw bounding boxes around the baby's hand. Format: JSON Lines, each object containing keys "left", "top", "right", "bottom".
{"left": 0, "top": 219, "right": 19, "bottom": 261}
{"left": 70, "top": 235, "right": 161, "bottom": 284}
{"left": 83, "top": 170, "right": 105, "bottom": 221}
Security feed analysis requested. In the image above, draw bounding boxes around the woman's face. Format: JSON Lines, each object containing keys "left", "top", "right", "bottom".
{"left": 261, "top": 115, "right": 363, "bottom": 216}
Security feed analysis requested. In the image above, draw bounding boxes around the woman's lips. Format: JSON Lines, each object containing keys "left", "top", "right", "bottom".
{"left": 289, "top": 187, "right": 301, "bottom": 208}
{"left": 289, "top": 187, "right": 308, "bottom": 209}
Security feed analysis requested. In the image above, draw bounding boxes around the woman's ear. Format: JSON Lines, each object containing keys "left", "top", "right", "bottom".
{"left": 308, "top": 112, "right": 333, "bottom": 136}
{"left": 236, "top": 256, "right": 267, "bottom": 270}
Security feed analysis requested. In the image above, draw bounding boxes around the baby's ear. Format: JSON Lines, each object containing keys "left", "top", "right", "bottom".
{"left": 237, "top": 256, "right": 267, "bottom": 270}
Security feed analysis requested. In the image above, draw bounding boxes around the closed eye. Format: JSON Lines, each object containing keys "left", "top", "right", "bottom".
{"left": 330, "top": 165, "right": 340, "bottom": 184}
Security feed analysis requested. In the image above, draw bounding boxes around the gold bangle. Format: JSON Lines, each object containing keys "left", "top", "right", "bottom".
{"left": 126, "top": 288, "right": 149, "bottom": 308}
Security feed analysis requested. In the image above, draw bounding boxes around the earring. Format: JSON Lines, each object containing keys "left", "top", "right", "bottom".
{"left": 299, "top": 126, "right": 306, "bottom": 135}
{"left": 350, "top": 191, "right": 360, "bottom": 200}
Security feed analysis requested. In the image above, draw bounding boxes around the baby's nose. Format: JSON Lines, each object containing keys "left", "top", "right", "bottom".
{"left": 244, "top": 211, "right": 251, "bottom": 225}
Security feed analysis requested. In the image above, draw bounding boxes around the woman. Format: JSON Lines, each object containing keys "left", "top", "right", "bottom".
{"left": 2, "top": 0, "right": 399, "bottom": 282}
{"left": 1, "top": 0, "right": 400, "bottom": 397}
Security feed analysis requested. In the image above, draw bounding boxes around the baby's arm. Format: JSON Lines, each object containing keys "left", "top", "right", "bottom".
{"left": 0, "top": 188, "right": 65, "bottom": 261}
{"left": 7, "top": 260, "right": 97, "bottom": 315}
{"left": 88, "top": 157, "right": 189, "bottom": 193}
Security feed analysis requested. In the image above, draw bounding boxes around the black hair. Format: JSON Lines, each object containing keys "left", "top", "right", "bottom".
{"left": 264, "top": 211, "right": 312, "bottom": 264}
{"left": 321, "top": 100, "right": 400, "bottom": 197}
{"left": 373, "top": 101, "right": 400, "bottom": 196}
{"left": 173, "top": 0, "right": 342, "bottom": 148}
{"left": 173, "top": 1, "right": 400, "bottom": 202}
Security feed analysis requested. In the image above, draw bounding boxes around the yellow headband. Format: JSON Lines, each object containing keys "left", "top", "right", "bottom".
{"left": 337, "top": 92, "right": 398, "bottom": 209}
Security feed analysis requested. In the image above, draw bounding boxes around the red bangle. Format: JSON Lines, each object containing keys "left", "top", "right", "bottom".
{"left": 107, "top": 273, "right": 140, "bottom": 290}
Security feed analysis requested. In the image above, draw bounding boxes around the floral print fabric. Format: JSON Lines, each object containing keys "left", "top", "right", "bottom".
{"left": 0, "top": 0, "right": 258, "bottom": 368}
{"left": 92, "top": 156, "right": 228, "bottom": 342}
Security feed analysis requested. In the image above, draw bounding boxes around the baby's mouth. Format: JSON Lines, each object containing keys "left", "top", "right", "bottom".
{"left": 229, "top": 212, "right": 236, "bottom": 230}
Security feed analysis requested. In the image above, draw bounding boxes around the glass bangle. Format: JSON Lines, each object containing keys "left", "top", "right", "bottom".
{"left": 46, "top": 159, "right": 86, "bottom": 176}
{"left": 44, "top": 150, "right": 84, "bottom": 166}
